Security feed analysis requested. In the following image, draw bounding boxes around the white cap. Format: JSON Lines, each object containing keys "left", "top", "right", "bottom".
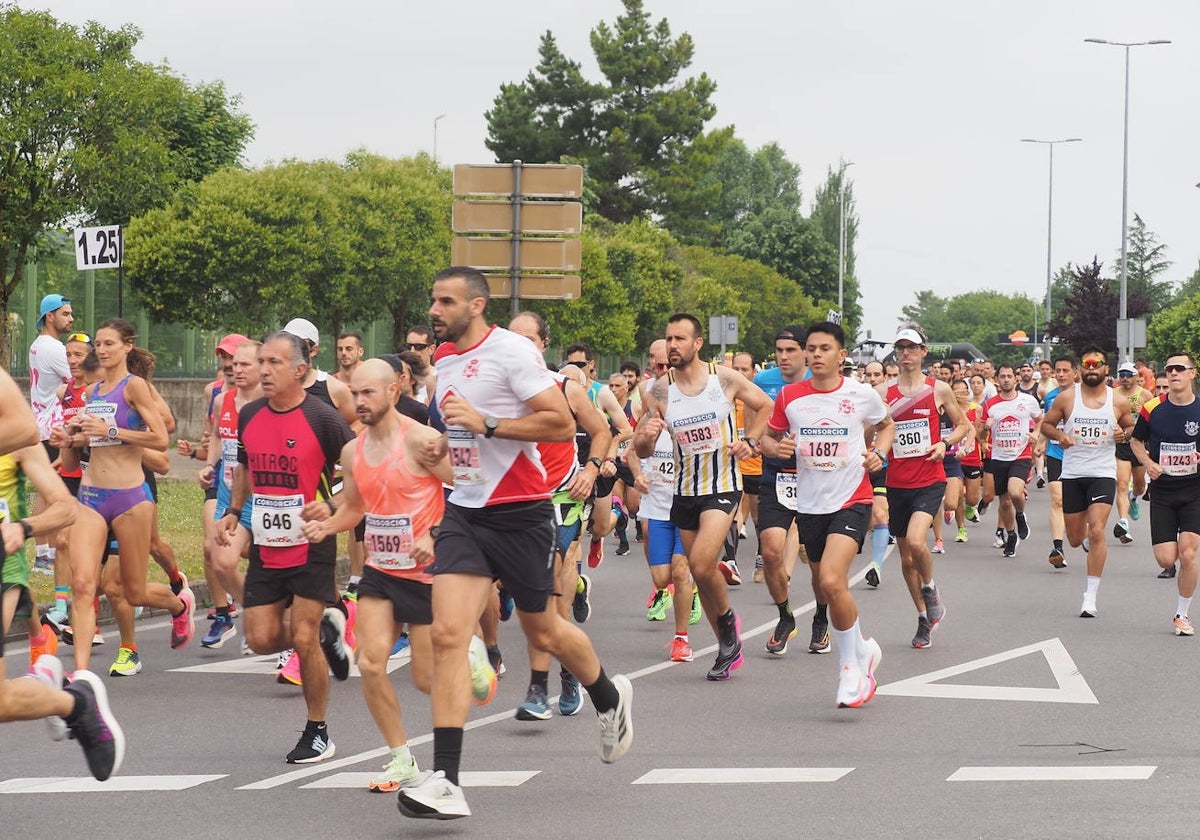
{"left": 283, "top": 318, "right": 319, "bottom": 346}
{"left": 1117, "top": 362, "right": 1137, "bottom": 375}
{"left": 894, "top": 328, "right": 924, "bottom": 346}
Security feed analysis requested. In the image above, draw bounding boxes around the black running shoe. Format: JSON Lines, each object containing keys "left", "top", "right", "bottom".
{"left": 286, "top": 722, "right": 335, "bottom": 763}
{"left": 1003, "top": 532, "right": 1019, "bottom": 557}
{"left": 1016, "top": 513, "right": 1030, "bottom": 541}
{"left": 64, "top": 671, "right": 126, "bottom": 781}
{"left": 319, "top": 607, "right": 351, "bottom": 681}
{"left": 865, "top": 565, "right": 880, "bottom": 588}
{"left": 765, "top": 614, "right": 797, "bottom": 656}
{"left": 707, "top": 613, "right": 743, "bottom": 681}
{"left": 809, "top": 614, "right": 831, "bottom": 654}
{"left": 1159, "top": 565, "right": 1177, "bottom": 579}
{"left": 1047, "top": 548, "right": 1067, "bottom": 569}
{"left": 572, "top": 575, "right": 592, "bottom": 623}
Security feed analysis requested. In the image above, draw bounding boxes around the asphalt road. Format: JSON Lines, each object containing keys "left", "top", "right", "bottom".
{"left": 4, "top": 486, "right": 1198, "bottom": 839}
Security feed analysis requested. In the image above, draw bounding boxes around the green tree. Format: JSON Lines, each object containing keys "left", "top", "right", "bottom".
{"left": 901, "top": 289, "right": 1043, "bottom": 366}
{"left": 724, "top": 207, "right": 840, "bottom": 321}
{"left": 1114, "top": 213, "right": 1173, "bottom": 314}
{"left": 809, "top": 166, "right": 862, "bottom": 332}
{"left": 1147, "top": 290, "right": 1200, "bottom": 366}
{"left": 0, "top": 5, "right": 251, "bottom": 366}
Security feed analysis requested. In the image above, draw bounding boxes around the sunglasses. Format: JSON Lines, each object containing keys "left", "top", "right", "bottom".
{"left": 1080, "top": 359, "right": 1108, "bottom": 370}
{"left": 406, "top": 342, "right": 430, "bottom": 351}
{"left": 1117, "top": 371, "right": 1135, "bottom": 378}
{"left": 66, "top": 332, "right": 92, "bottom": 344}
{"left": 1164, "top": 364, "right": 1193, "bottom": 374}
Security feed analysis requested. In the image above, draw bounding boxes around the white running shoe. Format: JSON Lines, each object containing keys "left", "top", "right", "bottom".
{"left": 598, "top": 674, "right": 633, "bottom": 763}
{"left": 1080, "top": 592, "right": 1098, "bottom": 618}
{"left": 397, "top": 770, "right": 471, "bottom": 820}
{"left": 836, "top": 662, "right": 870, "bottom": 708}
{"left": 28, "top": 654, "right": 69, "bottom": 741}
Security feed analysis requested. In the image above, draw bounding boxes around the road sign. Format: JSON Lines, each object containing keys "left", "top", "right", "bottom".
{"left": 74, "top": 225, "right": 122, "bottom": 270}
{"left": 453, "top": 164, "right": 584, "bottom": 198}
{"left": 484, "top": 274, "right": 581, "bottom": 300}
{"left": 452, "top": 200, "right": 582, "bottom": 235}
{"left": 827, "top": 309, "right": 842, "bottom": 325}
{"left": 708, "top": 315, "right": 739, "bottom": 347}
{"left": 1116, "top": 318, "right": 1146, "bottom": 352}
{"left": 452, "top": 237, "right": 582, "bottom": 272}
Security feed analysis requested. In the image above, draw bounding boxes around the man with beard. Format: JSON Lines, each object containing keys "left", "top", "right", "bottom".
{"left": 979, "top": 364, "right": 1043, "bottom": 557}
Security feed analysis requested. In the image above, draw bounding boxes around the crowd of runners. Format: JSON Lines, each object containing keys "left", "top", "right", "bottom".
{"left": 3, "top": 273, "right": 1199, "bottom": 820}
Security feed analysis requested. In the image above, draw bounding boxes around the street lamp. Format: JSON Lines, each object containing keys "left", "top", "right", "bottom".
{"left": 433, "top": 113, "right": 447, "bottom": 163}
{"left": 1084, "top": 37, "right": 1171, "bottom": 363}
{"left": 838, "top": 160, "right": 855, "bottom": 317}
{"left": 1021, "top": 137, "right": 1081, "bottom": 358}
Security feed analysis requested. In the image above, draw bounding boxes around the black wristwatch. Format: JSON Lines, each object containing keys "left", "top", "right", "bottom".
{"left": 223, "top": 507, "right": 242, "bottom": 519}
{"left": 19, "top": 519, "right": 34, "bottom": 539}
{"left": 587, "top": 456, "right": 603, "bottom": 469}
{"left": 484, "top": 417, "right": 500, "bottom": 439}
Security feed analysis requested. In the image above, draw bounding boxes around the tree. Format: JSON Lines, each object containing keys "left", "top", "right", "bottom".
{"left": 1114, "top": 213, "right": 1174, "bottom": 315}
{"left": 901, "top": 289, "right": 1038, "bottom": 366}
{"left": 809, "top": 166, "right": 862, "bottom": 334}
{"left": 0, "top": 6, "right": 252, "bottom": 366}
{"left": 1147, "top": 291, "right": 1200, "bottom": 366}
{"left": 1046, "top": 258, "right": 1122, "bottom": 357}
{"left": 724, "top": 207, "right": 839, "bottom": 318}
{"left": 484, "top": 0, "right": 716, "bottom": 222}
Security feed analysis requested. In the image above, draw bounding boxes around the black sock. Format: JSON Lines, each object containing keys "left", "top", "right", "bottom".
{"left": 776, "top": 601, "right": 791, "bottom": 621}
{"left": 530, "top": 669, "right": 549, "bottom": 692}
{"left": 1007, "top": 530, "right": 1017, "bottom": 539}
{"left": 1053, "top": 539, "right": 1064, "bottom": 552}
{"left": 815, "top": 602, "right": 828, "bottom": 622}
{"left": 717, "top": 608, "right": 735, "bottom": 630}
{"left": 433, "top": 727, "right": 463, "bottom": 786}
{"left": 584, "top": 667, "right": 620, "bottom": 714}
{"left": 216, "top": 605, "right": 231, "bottom": 618}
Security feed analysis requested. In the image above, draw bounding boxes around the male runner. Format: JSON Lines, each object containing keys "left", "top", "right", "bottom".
{"left": 731, "top": 352, "right": 763, "bottom": 582}
{"left": 28, "top": 293, "right": 73, "bottom": 573}
{"left": 1041, "top": 348, "right": 1134, "bottom": 617}
{"left": 979, "top": 364, "right": 1042, "bottom": 557}
{"left": 861, "top": 361, "right": 892, "bottom": 585}
{"left": 404, "top": 325, "right": 438, "bottom": 404}
{"left": 1113, "top": 362, "right": 1151, "bottom": 543}
{"left": 397, "top": 268, "right": 632, "bottom": 820}
{"left": 635, "top": 313, "right": 772, "bottom": 680}
{"left": 1041, "top": 356, "right": 1078, "bottom": 568}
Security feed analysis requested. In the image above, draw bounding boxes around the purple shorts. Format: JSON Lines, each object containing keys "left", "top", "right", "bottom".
{"left": 78, "top": 483, "right": 154, "bottom": 524}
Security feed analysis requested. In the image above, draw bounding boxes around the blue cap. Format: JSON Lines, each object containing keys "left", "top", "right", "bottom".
{"left": 36, "top": 294, "right": 70, "bottom": 329}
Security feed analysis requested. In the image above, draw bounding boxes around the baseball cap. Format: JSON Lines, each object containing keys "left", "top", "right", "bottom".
{"left": 774, "top": 325, "right": 807, "bottom": 345}
{"left": 282, "top": 318, "right": 319, "bottom": 346}
{"left": 36, "top": 294, "right": 70, "bottom": 329}
{"left": 895, "top": 328, "right": 925, "bottom": 346}
{"left": 215, "top": 333, "right": 249, "bottom": 357}
{"left": 1117, "top": 362, "right": 1137, "bottom": 376}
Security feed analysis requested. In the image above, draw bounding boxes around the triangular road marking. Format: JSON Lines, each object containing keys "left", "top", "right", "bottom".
{"left": 875, "top": 638, "right": 1097, "bottom": 704}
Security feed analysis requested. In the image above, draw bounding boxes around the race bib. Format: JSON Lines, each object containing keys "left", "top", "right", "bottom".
{"left": 674, "top": 416, "right": 722, "bottom": 456}
{"left": 1070, "top": 419, "right": 1109, "bottom": 447}
{"left": 1160, "top": 442, "right": 1197, "bottom": 477}
{"left": 892, "top": 419, "right": 932, "bottom": 459}
{"left": 251, "top": 494, "right": 305, "bottom": 547}
{"left": 647, "top": 451, "right": 675, "bottom": 485}
{"left": 617, "top": 438, "right": 631, "bottom": 458}
{"left": 992, "top": 422, "right": 1025, "bottom": 457}
{"left": 447, "top": 428, "right": 483, "bottom": 485}
{"left": 0, "top": 497, "right": 10, "bottom": 524}
{"left": 365, "top": 513, "right": 416, "bottom": 570}
{"left": 85, "top": 401, "right": 119, "bottom": 447}
{"left": 775, "top": 471, "right": 798, "bottom": 511}
{"left": 796, "top": 426, "right": 849, "bottom": 470}
{"left": 221, "top": 438, "right": 238, "bottom": 487}
{"left": 958, "top": 436, "right": 975, "bottom": 456}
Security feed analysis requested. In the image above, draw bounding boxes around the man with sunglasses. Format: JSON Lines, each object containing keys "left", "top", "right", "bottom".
{"left": 1113, "top": 362, "right": 1152, "bottom": 543}
{"left": 1131, "top": 354, "right": 1200, "bottom": 634}
{"left": 979, "top": 363, "right": 1043, "bottom": 557}
{"left": 1040, "top": 348, "right": 1135, "bottom": 618}
{"left": 404, "top": 326, "right": 438, "bottom": 405}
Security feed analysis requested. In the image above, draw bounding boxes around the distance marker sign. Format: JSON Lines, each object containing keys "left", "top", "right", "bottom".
{"left": 74, "top": 225, "right": 122, "bottom": 270}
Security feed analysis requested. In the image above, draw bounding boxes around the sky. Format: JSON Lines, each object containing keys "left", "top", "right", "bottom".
{"left": 25, "top": 0, "right": 1200, "bottom": 346}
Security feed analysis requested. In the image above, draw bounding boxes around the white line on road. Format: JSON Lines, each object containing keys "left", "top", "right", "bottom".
{"left": 301, "top": 770, "right": 540, "bottom": 789}
{"left": 633, "top": 767, "right": 854, "bottom": 784}
{"left": 0, "top": 775, "right": 227, "bottom": 793}
{"left": 947, "top": 766, "right": 1156, "bottom": 782}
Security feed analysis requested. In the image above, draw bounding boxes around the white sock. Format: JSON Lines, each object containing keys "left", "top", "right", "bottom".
{"left": 1177, "top": 596, "right": 1192, "bottom": 619}
{"left": 391, "top": 744, "right": 413, "bottom": 764}
{"left": 923, "top": 580, "right": 936, "bottom": 592}
{"left": 1085, "top": 576, "right": 1100, "bottom": 596}
{"left": 832, "top": 619, "right": 862, "bottom": 669}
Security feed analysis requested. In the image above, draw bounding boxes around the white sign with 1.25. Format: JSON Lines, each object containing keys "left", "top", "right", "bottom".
{"left": 74, "top": 225, "right": 122, "bottom": 270}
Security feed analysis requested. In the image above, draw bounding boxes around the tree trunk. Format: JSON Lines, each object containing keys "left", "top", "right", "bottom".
{"left": 0, "top": 251, "right": 27, "bottom": 372}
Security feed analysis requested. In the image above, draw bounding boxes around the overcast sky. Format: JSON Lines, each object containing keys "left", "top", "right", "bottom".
{"left": 29, "top": 0, "right": 1200, "bottom": 346}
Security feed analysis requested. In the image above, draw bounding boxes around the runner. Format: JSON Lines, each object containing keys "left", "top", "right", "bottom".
{"left": 334, "top": 331, "right": 366, "bottom": 385}
{"left": 606, "top": 371, "right": 640, "bottom": 557}
{"left": 879, "top": 328, "right": 970, "bottom": 648}
{"left": 731, "top": 352, "right": 763, "bottom": 583}
{"left": 216, "top": 331, "right": 356, "bottom": 763}
{"left": 1113, "top": 362, "right": 1152, "bottom": 544}
{"left": 1040, "top": 347, "right": 1133, "bottom": 617}
{"left": 634, "top": 313, "right": 772, "bottom": 679}
{"left": 396, "top": 267, "right": 632, "bottom": 820}
{"left": 403, "top": 325, "right": 438, "bottom": 404}
{"left": 861, "top": 361, "right": 892, "bottom": 584}
{"left": 1041, "top": 356, "right": 1079, "bottom": 568}
{"left": 762, "top": 321, "right": 892, "bottom": 707}
{"left": 978, "top": 363, "right": 1043, "bottom": 558}
{"left": 953, "top": 379, "right": 984, "bottom": 532}
{"left": 28, "top": 293, "right": 73, "bottom": 575}
{"left": 1130, "top": 353, "right": 1200, "bottom": 634}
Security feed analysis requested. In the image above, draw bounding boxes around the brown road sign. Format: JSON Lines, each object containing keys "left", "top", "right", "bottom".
{"left": 453, "top": 164, "right": 584, "bottom": 198}
{"left": 485, "top": 274, "right": 581, "bottom": 300}
{"left": 452, "top": 237, "right": 582, "bottom": 272}
{"left": 452, "top": 200, "right": 582, "bottom": 235}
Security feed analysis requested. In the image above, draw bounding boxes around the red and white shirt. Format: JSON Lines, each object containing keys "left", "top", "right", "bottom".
{"left": 768, "top": 377, "right": 887, "bottom": 514}
{"left": 980, "top": 392, "right": 1042, "bottom": 461}
{"left": 435, "top": 326, "right": 557, "bottom": 509}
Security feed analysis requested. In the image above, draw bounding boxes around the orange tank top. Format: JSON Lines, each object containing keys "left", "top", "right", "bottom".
{"left": 352, "top": 418, "right": 443, "bottom": 583}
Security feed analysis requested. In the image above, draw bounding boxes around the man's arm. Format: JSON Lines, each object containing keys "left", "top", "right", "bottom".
{"left": 326, "top": 376, "right": 360, "bottom": 426}
{"left": 301, "top": 439, "right": 365, "bottom": 540}
{"left": 440, "top": 385, "right": 575, "bottom": 443}
{"left": 633, "top": 377, "right": 669, "bottom": 459}
{"left": 0, "top": 371, "right": 39, "bottom": 455}
{"left": 594, "top": 386, "right": 633, "bottom": 461}
{"left": 567, "top": 381, "right": 611, "bottom": 500}
{"left": 4, "top": 444, "right": 76, "bottom": 554}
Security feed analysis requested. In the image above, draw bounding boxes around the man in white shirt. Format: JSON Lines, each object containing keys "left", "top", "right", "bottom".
{"left": 27, "top": 293, "right": 74, "bottom": 572}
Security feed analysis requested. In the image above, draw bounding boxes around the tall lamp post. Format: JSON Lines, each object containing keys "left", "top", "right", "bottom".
{"left": 837, "top": 160, "right": 855, "bottom": 316}
{"left": 433, "top": 113, "right": 447, "bottom": 163}
{"left": 1084, "top": 37, "right": 1170, "bottom": 363}
{"left": 1021, "top": 137, "right": 1081, "bottom": 359}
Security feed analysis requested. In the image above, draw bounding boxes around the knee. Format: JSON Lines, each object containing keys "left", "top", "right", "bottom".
{"left": 291, "top": 618, "right": 319, "bottom": 653}
{"left": 670, "top": 564, "right": 691, "bottom": 588}
{"left": 357, "top": 648, "right": 387, "bottom": 680}
{"left": 818, "top": 574, "right": 845, "bottom": 603}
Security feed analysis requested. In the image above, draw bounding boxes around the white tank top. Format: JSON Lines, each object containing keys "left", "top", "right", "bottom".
{"left": 1060, "top": 384, "right": 1118, "bottom": 480}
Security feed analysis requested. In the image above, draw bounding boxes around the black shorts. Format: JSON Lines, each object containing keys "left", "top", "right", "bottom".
{"left": 243, "top": 559, "right": 337, "bottom": 609}
{"left": 432, "top": 500, "right": 555, "bottom": 614}
{"left": 943, "top": 455, "right": 964, "bottom": 480}
{"left": 795, "top": 504, "right": 871, "bottom": 562}
{"left": 1045, "top": 456, "right": 1063, "bottom": 483}
{"left": 758, "top": 471, "right": 799, "bottom": 532}
{"left": 613, "top": 461, "right": 636, "bottom": 488}
{"left": 356, "top": 566, "right": 432, "bottom": 625}
{"left": 887, "top": 483, "right": 947, "bottom": 536}
{"left": 741, "top": 472, "right": 762, "bottom": 496}
{"left": 593, "top": 474, "right": 617, "bottom": 500}
{"left": 62, "top": 475, "right": 81, "bottom": 498}
{"left": 1115, "top": 442, "right": 1139, "bottom": 464}
{"left": 204, "top": 486, "right": 218, "bottom": 502}
{"left": 1061, "top": 476, "right": 1117, "bottom": 515}
{"left": 962, "top": 464, "right": 983, "bottom": 481}
{"left": 1149, "top": 481, "right": 1200, "bottom": 545}
{"left": 870, "top": 468, "right": 888, "bottom": 495}
{"left": 670, "top": 491, "right": 742, "bottom": 532}
{"left": 987, "top": 458, "right": 1033, "bottom": 489}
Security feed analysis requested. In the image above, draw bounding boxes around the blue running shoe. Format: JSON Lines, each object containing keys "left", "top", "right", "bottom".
{"left": 515, "top": 684, "right": 551, "bottom": 721}
{"left": 498, "top": 587, "right": 515, "bottom": 622}
{"left": 201, "top": 614, "right": 237, "bottom": 649}
{"left": 558, "top": 672, "right": 583, "bottom": 716}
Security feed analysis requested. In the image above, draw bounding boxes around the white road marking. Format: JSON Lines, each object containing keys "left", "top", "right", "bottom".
{"left": 0, "top": 775, "right": 226, "bottom": 793}
{"left": 633, "top": 768, "right": 853, "bottom": 784}
{"left": 875, "top": 637, "right": 1098, "bottom": 704}
{"left": 301, "top": 770, "right": 539, "bottom": 789}
{"left": 948, "top": 766, "right": 1155, "bottom": 782}
{"left": 168, "top": 654, "right": 408, "bottom": 677}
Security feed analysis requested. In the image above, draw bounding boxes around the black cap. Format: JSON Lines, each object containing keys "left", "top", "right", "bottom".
{"left": 774, "top": 325, "right": 807, "bottom": 345}
{"left": 378, "top": 353, "right": 406, "bottom": 374}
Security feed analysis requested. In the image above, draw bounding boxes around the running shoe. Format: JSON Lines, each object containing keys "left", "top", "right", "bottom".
{"left": 467, "top": 635, "right": 497, "bottom": 706}
{"left": 62, "top": 625, "right": 105, "bottom": 646}
{"left": 370, "top": 753, "right": 420, "bottom": 793}
{"left": 932, "top": 539, "right": 945, "bottom": 554}
{"left": 809, "top": 614, "right": 831, "bottom": 654}
{"left": 597, "top": 674, "right": 633, "bottom": 763}
{"left": 765, "top": 613, "right": 797, "bottom": 656}
{"left": 1159, "top": 565, "right": 1177, "bottom": 579}
{"left": 201, "top": 614, "right": 237, "bottom": 649}
{"left": 169, "top": 578, "right": 196, "bottom": 650}
{"left": 587, "top": 538, "right": 604, "bottom": 568}
{"left": 976, "top": 500, "right": 990, "bottom": 516}
{"left": 241, "top": 637, "right": 253, "bottom": 656}
{"left": 1129, "top": 493, "right": 1141, "bottom": 521}
{"left": 1080, "top": 592, "right": 1098, "bottom": 618}
{"left": 669, "top": 635, "right": 694, "bottom": 662}
{"left": 1016, "top": 513, "right": 1030, "bottom": 541}
{"left": 615, "top": 540, "right": 631, "bottom": 556}
{"left": 1048, "top": 547, "right": 1067, "bottom": 569}
{"left": 738, "top": 524, "right": 747, "bottom": 540}
{"left": 689, "top": 588, "right": 701, "bottom": 625}
{"left": 646, "top": 588, "right": 669, "bottom": 622}
{"left": 1174, "top": 615, "right": 1195, "bottom": 636}
{"left": 753, "top": 555, "right": 764, "bottom": 584}
{"left": 558, "top": 672, "right": 583, "bottom": 716}
{"left": 342, "top": 596, "right": 358, "bottom": 653}
{"left": 1113, "top": 519, "right": 1133, "bottom": 545}
{"left": 277, "top": 649, "right": 302, "bottom": 685}
{"left": 943, "top": 509, "right": 953, "bottom": 525}
{"left": 28, "top": 654, "right": 69, "bottom": 741}
{"left": 286, "top": 721, "right": 335, "bottom": 764}
{"left": 33, "top": 555, "right": 54, "bottom": 575}
{"left": 836, "top": 662, "right": 869, "bottom": 709}
{"left": 707, "top": 611, "right": 743, "bottom": 681}
{"left": 1003, "top": 532, "right": 1019, "bottom": 557}
{"left": 515, "top": 684, "right": 551, "bottom": 721}
{"left": 397, "top": 770, "right": 470, "bottom": 820}
{"left": 573, "top": 575, "right": 592, "bottom": 623}
{"left": 42, "top": 608, "right": 68, "bottom": 637}
{"left": 718, "top": 559, "right": 742, "bottom": 586}
{"left": 865, "top": 563, "right": 881, "bottom": 588}
{"left": 319, "top": 606, "right": 351, "bottom": 681}
{"left": 64, "top": 670, "right": 126, "bottom": 781}
{"left": 993, "top": 529, "right": 1006, "bottom": 549}
{"left": 29, "top": 624, "right": 59, "bottom": 666}
{"left": 1036, "top": 475, "right": 1046, "bottom": 489}
{"left": 108, "top": 646, "right": 142, "bottom": 677}
{"left": 486, "top": 644, "right": 505, "bottom": 677}
{"left": 965, "top": 505, "right": 979, "bottom": 523}
{"left": 390, "top": 633, "right": 411, "bottom": 659}
{"left": 497, "top": 586, "right": 514, "bottom": 621}
{"left": 911, "top": 615, "right": 934, "bottom": 649}
{"left": 922, "top": 584, "right": 946, "bottom": 628}
{"left": 955, "top": 526, "right": 968, "bottom": 543}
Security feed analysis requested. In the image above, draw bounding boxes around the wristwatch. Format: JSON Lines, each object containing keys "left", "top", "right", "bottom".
{"left": 744, "top": 437, "right": 759, "bottom": 450}
{"left": 484, "top": 417, "right": 500, "bottom": 439}
{"left": 106, "top": 426, "right": 119, "bottom": 441}
{"left": 587, "top": 457, "right": 603, "bottom": 469}
{"left": 19, "top": 519, "right": 34, "bottom": 539}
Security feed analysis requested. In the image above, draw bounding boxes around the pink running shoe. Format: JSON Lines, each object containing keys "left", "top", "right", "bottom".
{"left": 277, "top": 649, "right": 302, "bottom": 685}
{"left": 169, "top": 582, "right": 196, "bottom": 649}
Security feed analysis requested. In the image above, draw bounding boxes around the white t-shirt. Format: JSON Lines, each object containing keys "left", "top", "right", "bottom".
{"left": 434, "top": 326, "right": 557, "bottom": 509}
{"left": 637, "top": 431, "right": 676, "bottom": 521}
{"left": 28, "top": 335, "right": 70, "bottom": 440}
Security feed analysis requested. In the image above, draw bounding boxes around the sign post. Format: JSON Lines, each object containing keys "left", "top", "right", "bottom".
{"left": 74, "top": 225, "right": 123, "bottom": 316}
{"left": 708, "top": 315, "right": 739, "bottom": 360}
